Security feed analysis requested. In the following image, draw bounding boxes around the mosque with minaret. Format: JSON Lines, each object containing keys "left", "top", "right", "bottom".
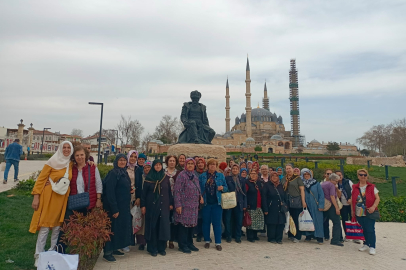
{"left": 212, "top": 57, "right": 302, "bottom": 154}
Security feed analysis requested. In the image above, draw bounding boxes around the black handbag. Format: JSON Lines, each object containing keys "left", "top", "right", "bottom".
{"left": 68, "top": 165, "right": 91, "bottom": 210}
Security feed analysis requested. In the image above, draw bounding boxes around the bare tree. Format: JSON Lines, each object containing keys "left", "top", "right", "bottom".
{"left": 117, "top": 115, "right": 144, "bottom": 149}
{"left": 140, "top": 132, "right": 155, "bottom": 153}
{"left": 71, "top": 128, "right": 84, "bottom": 137}
{"left": 101, "top": 129, "right": 117, "bottom": 145}
{"left": 153, "top": 115, "right": 182, "bottom": 144}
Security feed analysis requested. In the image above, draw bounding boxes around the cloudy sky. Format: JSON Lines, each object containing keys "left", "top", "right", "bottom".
{"left": 1, "top": 0, "right": 405, "bottom": 146}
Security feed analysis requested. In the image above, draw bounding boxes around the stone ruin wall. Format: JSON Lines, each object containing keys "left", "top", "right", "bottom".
{"left": 346, "top": 155, "right": 406, "bottom": 167}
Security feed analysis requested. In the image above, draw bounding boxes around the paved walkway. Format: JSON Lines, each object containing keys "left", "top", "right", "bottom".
{"left": 0, "top": 160, "right": 47, "bottom": 193}
{"left": 95, "top": 222, "right": 406, "bottom": 270}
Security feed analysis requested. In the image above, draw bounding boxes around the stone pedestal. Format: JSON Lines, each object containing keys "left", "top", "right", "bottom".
{"left": 167, "top": 144, "right": 227, "bottom": 163}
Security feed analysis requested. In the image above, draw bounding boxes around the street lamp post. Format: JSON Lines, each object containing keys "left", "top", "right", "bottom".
{"left": 89, "top": 102, "right": 104, "bottom": 164}
{"left": 41, "top": 128, "right": 51, "bottom": 154}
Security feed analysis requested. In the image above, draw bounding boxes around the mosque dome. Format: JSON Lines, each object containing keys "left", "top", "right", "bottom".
{"left": 246, "top": 137, "right": 255, "bottom": 142}
{"left": 270, "top": 134, "right": 283, "bottom": 140}
{"left": 310, "top": 139, "right": 320, "bottom": 144}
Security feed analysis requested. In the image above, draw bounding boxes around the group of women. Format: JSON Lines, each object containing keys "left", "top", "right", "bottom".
{"left": 29, "top": 141, "right": 380, "bottom": 266}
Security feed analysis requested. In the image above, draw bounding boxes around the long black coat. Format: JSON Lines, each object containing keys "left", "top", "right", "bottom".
{"left": 225, "top": 175, "right": 247, "bottom": 211}
{"left": 141, "top": 175, "right": 173, "bottom": 241}
{"left": 246, "top": 180, "right": 261, "bottom": 210}
{"left": 103, "top": 170, "right": 132, "bottom": 251}
{"left": 261, "top": 182, "right": 288, "bottom": 225}
{"left": 135, "top": 165, "right": 144, "bottom": 200}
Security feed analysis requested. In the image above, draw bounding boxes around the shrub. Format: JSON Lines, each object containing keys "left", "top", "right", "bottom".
{"left": 61, "top": 208, "right": 112, "bottom": 270}
{"left": 379, "top": 196, "right": 406, "bottom": 222}
{"left": 13, "top": 171, "right": 41, "bottom": 194}
{"left": 254, "top": 146, "right": 262, "bottom": 152}
{"left": 97, "top": 164, "right": 113, "bottom": 179}
{"left": 108, "top": 155, "right": 116, "bottom": 163}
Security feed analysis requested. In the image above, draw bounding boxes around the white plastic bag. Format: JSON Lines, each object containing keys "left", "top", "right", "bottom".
{"left": 37, "top": 251, "right": 78, "bottom": 270}
{"left": 284, "top": 212, "right": 290, "bottom": 234}
{"left": 131, "top": 205, "right": 143, "bottom": 234}
{"left": 298, "top": 209, "right": 315, "bottom": 231}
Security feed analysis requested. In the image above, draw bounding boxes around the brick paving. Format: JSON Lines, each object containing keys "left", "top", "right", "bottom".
{"left": 0, "top": 160, "right": 47, "bottom": 193}
{"left": 95, "top": 222, "right": 406, "bottom": 270}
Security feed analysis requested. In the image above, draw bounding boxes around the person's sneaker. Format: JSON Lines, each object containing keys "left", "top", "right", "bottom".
{"left": 359, "top": 245, "right": 369, "bottom": 252}
{"left": 14, "top": 179, "right": 19, "bottom": 182}
{"left": 369, "top": 247, "right": 376, "bottom": 255}
{"left": 138, "top": 244, "right": 145, "bottom": 250}
{"left": 150, "top": 252, "right": 157, "bottom": 257}
{"left": 112, "top": 250, "right": 125, "bottom": 256}
{"left": 292, "top": 238, "right": 299, "bottom": 243}
{"left": 120, "top": 247, "right": 130, "bottom": 253}
{"left": 330, "top": 242, "right": 344, "bottom": 247}
{"left": 188, "top": 245, "right": 199, "bottom": 252}
{"left": 3, "top": 180, "right": 6, "bottom": 184}
{"left": 103, "top": 255, "right": 116, "bottom": 263}
{"left": 158, "top": 251, "right": 166, "bottom": 256}
{"left": 235, "top": 239, "right": 241, "bottom": 243}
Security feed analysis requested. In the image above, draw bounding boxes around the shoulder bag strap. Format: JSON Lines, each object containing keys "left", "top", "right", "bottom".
{"left": 272, "top": 184, "right": 283, "bottom": 202}
{"left": 189, "top": 174, "right": 201, "bottom": 196}
{"left": 308, "top": 189, "right": 319, "bottom": 206}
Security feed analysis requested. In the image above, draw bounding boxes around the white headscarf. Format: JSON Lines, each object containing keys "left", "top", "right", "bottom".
{"left": 46, "top": 141, "right": 74, "bottom": 170}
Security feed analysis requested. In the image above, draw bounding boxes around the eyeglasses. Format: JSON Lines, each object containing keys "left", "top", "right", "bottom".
{"left": 358, "top": 174, "right": 367, "bottom": 177}
{"left": 326, "top": 173, "right": 331, "bottom": 176}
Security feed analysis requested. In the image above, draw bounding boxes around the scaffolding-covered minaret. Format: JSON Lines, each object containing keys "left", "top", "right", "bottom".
{"left": 262, "top": 81, "right": 269, "bottom": 111}
{"left": 225, "top": 78, "right": 230, "bottom": 132}
{"left": 289, "top": 59, "right": 301, "bottom": 147}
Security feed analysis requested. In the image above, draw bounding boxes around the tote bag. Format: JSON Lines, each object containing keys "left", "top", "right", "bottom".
{"left": 298, "top": 209, "right": 315, "bottom": 231}
{"left": 221, "top": 192, "right": 237, "bottom": 209}
{"left": 345, "top": 217, "right": 365, "bottom": 241}
{"left": 37, "top": 251, "right": 78, "bottom": 270}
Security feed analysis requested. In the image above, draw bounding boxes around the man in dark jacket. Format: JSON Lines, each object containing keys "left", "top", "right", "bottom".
{"left": 3, "top": 139, "right": 23, "bottom": 184}
{"left": 224, "top": 164, "right": 247, "bottom": 243}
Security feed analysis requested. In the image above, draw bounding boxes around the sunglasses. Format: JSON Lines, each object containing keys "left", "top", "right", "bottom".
{"left": 326, "top": 173, "right": 331, "bottom": 175}
{"left": 358, "top": 174, "right": 367, "bottom": 177}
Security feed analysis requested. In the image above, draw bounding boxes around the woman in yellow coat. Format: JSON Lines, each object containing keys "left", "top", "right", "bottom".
{"left": 30, "top": 141, "right": 73, "bottom": 266}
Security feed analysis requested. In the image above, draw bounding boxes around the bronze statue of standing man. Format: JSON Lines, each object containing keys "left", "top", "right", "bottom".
{"left": 178, "top": 90, "right": 215, "bottom": 144}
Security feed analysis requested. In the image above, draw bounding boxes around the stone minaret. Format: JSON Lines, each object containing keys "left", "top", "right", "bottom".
{"left": 262, "top": 81, "right": 269, "bottom": 111}
{"left": 225, "top": 78, "right": 230, "bottom": 132}
{"left": 245, "top": 57, "right": 252, "bottom": 137}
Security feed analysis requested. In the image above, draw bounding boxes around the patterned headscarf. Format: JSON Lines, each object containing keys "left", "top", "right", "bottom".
{"left": 301, "top": 168, "right": 317, "bottom": 189}
{"left": 196, "top": 158, "right": 206, "bottom": 174}
{"left": 127, "top": 150, "right": 138, "bottom": 169}
{"left": 184, "top": 158, "right": 196, "bottom": 171}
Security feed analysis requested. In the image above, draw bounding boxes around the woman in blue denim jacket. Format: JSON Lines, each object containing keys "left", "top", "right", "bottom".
{"left": 199, "top": 158, "right": 228, "bottom": 251}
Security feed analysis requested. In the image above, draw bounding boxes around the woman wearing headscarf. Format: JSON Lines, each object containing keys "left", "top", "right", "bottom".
{"left": 141, "top": 159, "right": 173, "bottom": 257}
{"left": 247, "top": 161, "right": 253, "bottom": 172}
{"left": 165, "top": 155, "right": 180, "bottom": 250}
{"left": 293, "top": 167, "right": 301, "bottom": 176}
{"left": 194, "top": 157, "right": 206, "bottom": 242}
{"left": 199, "top": 158, "right": 228, "bottom": 251}
{"left": 225, "top": 164, "right": 246, "bottom": 243}
{"left": 219, "top": 162, "right": 227, "bottom": 173}
{"left": 136, "top": 160, "right": 152, "bottom": 251}
{"left": 240, "top": 168, "right": 248, "bottom": 179}
{"left": 30, "top": 141, "right": 73, "bottom": 267}
{"left": 176, "top": 154, "right": 186, "bottom": 172}
{"left": 239, "top": 161, "right": 247, "bottom": 169}
{"left": 126, "top": 150, "right": 138, "bottom": 250}
{"left": 245, "top": 170, "right": 264, "bottom": 242}
{"left": 301, "top": 168, "right": 325, "bottom": 244}
{"left": 252, "top": 161, "right": 260, "bottom": 173}
{"left": 281, "top": 164, "right": 306, "bottom": 243}
{"left": 223, "top": 167, "right": 232, "bottom": 177}
{"left": 102, "top": 154, "right": 132, "bottom": 262}
{"left": 127, "top": 150, "right": 138, "bottom": 206}
{"left": 134, "top": 153, "right": 147, "bottom": 207}
{"left": 276, "top": 167, "right": 284, "bottom": 180}
{"left": 174, "top": 158, "right": 202, "bottom": 253}
{"left": 262, "top": 172, "right": 288, "bottom": 244}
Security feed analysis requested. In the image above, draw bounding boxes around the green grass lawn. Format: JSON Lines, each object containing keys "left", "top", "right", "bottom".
{"left": 0, "top": 190, "right": 39, "bottom": 270}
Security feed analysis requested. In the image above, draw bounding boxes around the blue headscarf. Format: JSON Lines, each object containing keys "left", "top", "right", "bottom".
{"left": 240, "top": 168, "right": 248, "bottom": 177}
{"left": 276, "top": 167, "right": 284, "bottom": 180}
